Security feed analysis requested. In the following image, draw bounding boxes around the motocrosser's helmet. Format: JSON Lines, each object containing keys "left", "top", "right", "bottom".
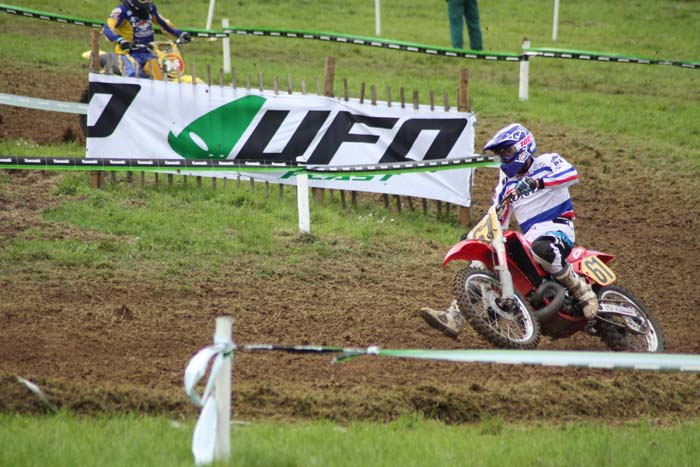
{"left": 123, "top": 0, "right": 153, "bottom": 17}
{"left": 483, "top": 123, "right": 537, "bottom": 177}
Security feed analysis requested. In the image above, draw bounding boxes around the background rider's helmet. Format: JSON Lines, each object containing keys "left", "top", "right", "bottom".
{"left": 123, "top": 0, "right": 153, "bottom": 17}
{"left": 483, "top": 123, "right": 537, "bottom": 177}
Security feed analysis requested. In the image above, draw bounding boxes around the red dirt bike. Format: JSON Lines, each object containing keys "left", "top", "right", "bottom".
{"left": 444, "top": 193, "right": 665, "bottom": 351}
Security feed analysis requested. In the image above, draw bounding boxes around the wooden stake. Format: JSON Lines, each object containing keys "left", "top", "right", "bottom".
{"left": 88, "top": 30, "right": 103, "bottom": 189}
{"left": 323, "top": 56, "right": 335, "bottom": 97}
{"left": 458, "top": 68, "right": 471, "bottom": 112}
{"left": 458, "top": 68, "right": 472, "bottom": 225}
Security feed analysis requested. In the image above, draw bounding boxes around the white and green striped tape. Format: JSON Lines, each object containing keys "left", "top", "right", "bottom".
{"left": 1, "top": 3, "right": 697, "bottom": 69}
{"left": 0, "top": 92, "right": 87, "bottom": 114}
{"left": 233, "top": 344, "right": 700, "bottom": 373}
{"left": 0, "top": 155, "right": 499, "bottom": 175}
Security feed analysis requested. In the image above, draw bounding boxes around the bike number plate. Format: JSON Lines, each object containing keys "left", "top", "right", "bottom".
{"left": 467, "top": 210, "right": 498, "bottom": 241}
{"left": 580, "top": 256, "right": 616, "bottom": 286}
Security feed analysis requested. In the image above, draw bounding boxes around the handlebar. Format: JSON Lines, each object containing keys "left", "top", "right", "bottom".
{"left": 125, "top": 36, "right": 191, "bottom": 52}
{"left": 496, "top": 191, "right": 514, "bottom": 210}
{"left": 175, "top": 35, "right": 192, "bottom": 46}
{"left": 127, "top": 43, "right": 154, "bottom": 53}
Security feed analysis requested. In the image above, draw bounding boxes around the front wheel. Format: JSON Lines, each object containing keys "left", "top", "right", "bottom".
{"left": 596, "top": 285, "right": 665, "bottom": 352}
{"left": 453, "top": 267, "right": 541, "bottom": 349}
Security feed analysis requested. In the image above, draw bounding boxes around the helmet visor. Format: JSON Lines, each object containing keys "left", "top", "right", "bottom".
{"left": 494, "top": 145, "right": 518, "bottom": 161}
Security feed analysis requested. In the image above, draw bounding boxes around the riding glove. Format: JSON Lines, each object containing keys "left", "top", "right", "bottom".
{"left": 178, "top": 32, "right": 192, "bottom": 43}
{"left": 117, "top": 37, "right": 131, "bottom": 51}
{"left": 514, "top": 177, "right": 541, "bottom": 196}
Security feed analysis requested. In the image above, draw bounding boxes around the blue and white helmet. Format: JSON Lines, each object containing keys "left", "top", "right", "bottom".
{"left": 123, "top": 0, "right": 153, "bottom": 16}
{"left": 483, "top": 123, "right": 537, "bottom": 177}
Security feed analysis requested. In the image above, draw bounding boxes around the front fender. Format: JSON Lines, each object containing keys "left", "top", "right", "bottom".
{"left": 442, "top": 240, "right": 539, "bottom": 296}
{"left": 442, "top": 240, "right": 495, "bottom": 269}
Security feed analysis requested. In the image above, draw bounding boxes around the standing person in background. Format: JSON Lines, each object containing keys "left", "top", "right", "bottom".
{"left": 103, "top": 0, "right": 191, "bottom": 78}
{"left": 447, "top": 0, "right": 483, "bottom": 51}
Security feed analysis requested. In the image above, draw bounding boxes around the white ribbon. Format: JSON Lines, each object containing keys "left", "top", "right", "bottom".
{"left": 184, "top": 339, "right": 234, "bottom": 465}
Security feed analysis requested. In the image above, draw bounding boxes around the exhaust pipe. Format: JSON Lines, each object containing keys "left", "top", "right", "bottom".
{"left": 531, "top": 281, "right": 566, "bottom": 321}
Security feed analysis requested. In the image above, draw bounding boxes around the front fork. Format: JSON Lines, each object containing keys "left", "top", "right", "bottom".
{"left": 493, "top": 229, "right": 516, "bottom": 307}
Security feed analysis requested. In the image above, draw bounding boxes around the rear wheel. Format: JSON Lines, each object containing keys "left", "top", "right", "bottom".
{"left": 454, "top": 267, "right": 540, "bottom": 349}
{"left": 596, "top": 285, "right": 665, "bottom": 352}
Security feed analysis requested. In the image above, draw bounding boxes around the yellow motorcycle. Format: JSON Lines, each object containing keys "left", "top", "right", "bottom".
{"left": 80, "top": 37, "right": 203, "bottom": 135}
{"left": 82, "top": 36, "right": 201, "bottom": 82}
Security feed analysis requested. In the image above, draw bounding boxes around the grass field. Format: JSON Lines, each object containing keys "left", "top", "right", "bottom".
{"left": 3, "top": 412, "right": 700, "bottom": 467}
{"left": 2, "top": 1, "right": 700, "bottom": 465}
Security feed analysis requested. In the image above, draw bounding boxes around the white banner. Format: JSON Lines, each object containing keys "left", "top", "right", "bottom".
{"left": 86, "top": 74, "right": 476, "bottom": 206}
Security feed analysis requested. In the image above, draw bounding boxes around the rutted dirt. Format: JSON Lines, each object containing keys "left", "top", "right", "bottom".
{"left": 1, "top": 68, "right": 700, "bottom": 423}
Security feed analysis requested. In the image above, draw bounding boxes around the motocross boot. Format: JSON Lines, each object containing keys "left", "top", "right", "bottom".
{"left": 554, "top": 265, "right": 599, "bottom": 319}
{"left": 420, "top": 299, "right": 465, "bottom": 338}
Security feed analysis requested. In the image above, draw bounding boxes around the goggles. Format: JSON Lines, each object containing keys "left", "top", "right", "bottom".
{"left": 495, "top": 145, "right": 518, "bottom": 161}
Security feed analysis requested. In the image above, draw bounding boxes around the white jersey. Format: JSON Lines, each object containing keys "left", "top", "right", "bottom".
{"left": 493, "top": 152, "right": 579, "bottom": 243}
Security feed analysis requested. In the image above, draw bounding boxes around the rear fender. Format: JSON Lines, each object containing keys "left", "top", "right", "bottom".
{"left": 568, "top": 246, "right": 617, "bottom": 286}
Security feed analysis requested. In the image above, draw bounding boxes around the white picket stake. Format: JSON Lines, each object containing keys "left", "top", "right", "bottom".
{"left": 296, "top": 157, "right": 311, "bottom": 234}
{"left": 213, "top": 316, "right": 232, "bottom": 462}
{"left": 552, "top": 0, "right": 560, "bottom": 41}
{"left": 375, "top": 0, "right": 381, "bottom": 36}
{"left": 519, "top": 39, "right": 530, "bottom": 101}
{"left": 185, "top": 317, "right": 233, "bottom": 465}
{"left": 222, "top": 18, "right": 231, "bottom": 74}
{"left": 205, "top": 0, "right": 216, "bottom": 31}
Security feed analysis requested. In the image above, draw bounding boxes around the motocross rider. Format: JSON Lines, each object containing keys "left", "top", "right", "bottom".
{"left": 103, "top": 0, "right": 191, "bottom": 78}
{"left": 421, "top": 123, "right": 599, "bottom": 337}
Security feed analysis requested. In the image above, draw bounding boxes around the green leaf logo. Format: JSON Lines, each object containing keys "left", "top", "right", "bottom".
{"left": 167, "top": 95, "right": 266, "bottom": 160}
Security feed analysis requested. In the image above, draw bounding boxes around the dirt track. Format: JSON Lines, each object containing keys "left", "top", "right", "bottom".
{"left": 1, "top": 69, "right": 700, "bottom": 423}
